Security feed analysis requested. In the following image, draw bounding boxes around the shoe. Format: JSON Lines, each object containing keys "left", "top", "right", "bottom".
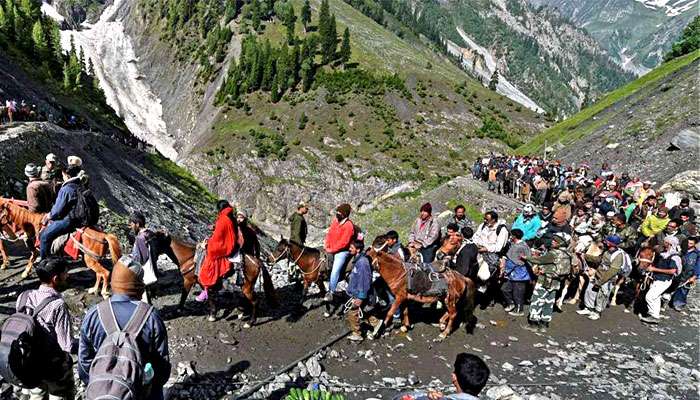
{"left": 477, "top": 285, "right": 487, "bottom": 293}
{"left": 576, "top": 309, "right": 591, "bottom": 315}
{"left": 323, "top": 292, "right": 334, "bottom": 302}
{"left": 371, "top": 320, "right": 384, "bottom": 338}
{"left": 195, "top": 290, "right": 208, "bottom": 303}
{"left": 347, "top": 333, "right": 364, "bottom": 342}
{"left": 436, "top": 301, "right": 443, "bottom": 310}
{"left": 566, "top": 298, "right": 579, "bottom": 305}
{"left": 207, "top": 314, "right": 216, "bottom": 322}
{"left": 587, "top": 312, "right": 600, "bottom": 321}
{"left": 522, "top": 320, "right": 540, "bottom": 332}
{"left": 504, "top": 304, "right": 515, "bottom": 312}
{"left": 640, "top": 316, "right": 660, "bottom": 324}
{"left": 538, "top": 321, "right": 549, "bottom": 333}
{"left": 508, "top": 305, "right": 524, "bottom": 316}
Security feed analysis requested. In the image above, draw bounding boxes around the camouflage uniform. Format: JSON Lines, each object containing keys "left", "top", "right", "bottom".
{"left": 526, "top": 248, "right": 572, "bottom": 323}
{"left": 583, "top": 250, "right": 623, "bottom": 313}
{"left": 615, "top": 224, "right": 638, "bottom": 254}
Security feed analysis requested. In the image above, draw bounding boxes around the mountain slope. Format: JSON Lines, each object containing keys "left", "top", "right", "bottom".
{"left": 528, "top": 0, "right": 697, "bottom": 75}
{"left": 385, "top": 0, "right": 634, "bottom": 116}
{"left": 518, "top": 50, "right": 699, "bottom": 184}
{"left": 48, "top": 0, "right": 548, "bottom": 242}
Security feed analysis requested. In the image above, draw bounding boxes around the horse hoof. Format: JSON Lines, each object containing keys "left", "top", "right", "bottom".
{"left": 400, "top": 326, "right": 408, "bottom": 333}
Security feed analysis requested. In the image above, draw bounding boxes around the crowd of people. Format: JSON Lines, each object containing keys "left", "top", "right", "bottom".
{"left": 1, "top": 97, "right": 86, "bottom": 129}
{"left": 3, "top": 150, "right": 698, "bottom": 400}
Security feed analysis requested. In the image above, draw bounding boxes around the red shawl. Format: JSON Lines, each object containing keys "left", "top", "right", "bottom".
{"left": 199, "top": 207, "right": 237, "bottom": 289}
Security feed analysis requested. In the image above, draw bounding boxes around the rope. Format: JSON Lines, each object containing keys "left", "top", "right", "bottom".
{"left": 69, "top": 234, "right": 110, "bottom": 261}
{"left": 344, "top": 298, "right": 362, "bottom": 319}
{"left": 298, "top": 257, "right": 325, "bottom": 276}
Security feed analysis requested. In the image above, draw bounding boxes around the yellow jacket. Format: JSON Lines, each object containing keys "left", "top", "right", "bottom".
{"left": 641, "top": 214, "right": 669, "bottom": 238}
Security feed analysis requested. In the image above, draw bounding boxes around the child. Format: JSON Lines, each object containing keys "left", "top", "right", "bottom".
{"left": 500, "top": 229, "right": 532, "bottom": 316}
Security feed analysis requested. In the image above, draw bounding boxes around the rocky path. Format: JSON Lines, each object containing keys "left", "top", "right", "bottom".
{"left": 0, "top": 244, "right": 698, "bottom": 400}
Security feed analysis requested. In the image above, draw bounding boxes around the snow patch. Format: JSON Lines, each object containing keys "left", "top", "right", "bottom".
{"left": 54, "top": 0, "right": 176, "bottom": 160}
{"left": 41, "top": 2, "right": 64, "bottom": 22}
{"left": 447, "top": 28, "right": 544, "bottom": 113}
{"left": 633, "top": 0, "right": 698, "bottom": 17}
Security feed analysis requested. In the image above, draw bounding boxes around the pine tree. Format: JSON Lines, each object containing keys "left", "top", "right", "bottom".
{"left": 321, "top": 14, "right": 336, "bottom": 64}
{"left": 300, "top": 59, "right": 313, "bottom": 92}
{"left": 488, "top": 70, "right": 499, "bottom": 91}
{"left": 78, "top": 46, "right": 86, "bottom": 70}
{"left": 0, "top": 5, "right": 7, "bottom": 36}
{"left": 284, "top": 5, "right": 296, "bottom": 45}
{"left": 31, "top": 20, "right": 47, "bottom": 58}
{"left": 48, "top": 20, "right": 63, "bottom": 66}
{"left": 290, "top": 42, "right": 300, "bottom": 87}
{"left": 4, "top": 0, "right": 16, "bottom": 39}
{"left": 87, "top": 58, "right": 95, "bottom": 76}
{"left": 339, "top": 27, "right": 351, "bottom": 65}
{"left": 270, "top": 74, "right": 281, "bottom": 102}
{"left": 277, "top": 44, "right": 289, "bottom": 92}
{"left": 63, "top": 61, "right": 71, "bottom": 89}
{"left": 69, "top": 34, "right": 76, "bottom": 56}
{"left": 19, "top": 0, "right": 39, "bottom": 21}
{"left": 300, "top": 0, "right": 311, "bottom": 32}
{"left": 251, "top": 0, "right": 262, "bottom": 31}
{"left": 318, "top": 0, "right": 329, "bottom": 38}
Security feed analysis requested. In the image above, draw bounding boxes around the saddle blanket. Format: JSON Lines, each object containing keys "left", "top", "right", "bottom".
{"left": 407, "top": 263, "right": 448, "bottom": 297}
{"left": 63, "top": 230, "right": 82, "bottom": 260}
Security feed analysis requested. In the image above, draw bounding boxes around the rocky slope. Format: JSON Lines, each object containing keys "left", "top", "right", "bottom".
{"left": 0, "top": 122, "right": 213, "bottom": 244}
{"left": 519, "top": 51, "right": 699, "bottom": 185}
{"left": 43, "top": 0, "right": 549, "bottom": 243}
{"left": 390, "top": 0, "right": 634, "bottom": 115}
{"left": 528, "top": 0, "right": 697, "bottom": 75}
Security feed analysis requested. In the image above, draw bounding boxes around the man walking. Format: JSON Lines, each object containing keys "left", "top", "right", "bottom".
{"left": 289, "top": 201, "right": 308, "bottom": 246}
{"left": 79, "top": 256, "right": 171, "bottom": 400}
{"left": 15, "top": 258, "right": 75, "bottom": 400}
{"left": 577, "top": 235, "right": 626, "bottom": 321}
{"left": 345, "top": 240, "right": 379, "bottom": 341}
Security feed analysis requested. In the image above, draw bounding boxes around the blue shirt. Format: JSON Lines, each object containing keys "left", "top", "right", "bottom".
{"left": 79, "top": 295, "right": 171, "bottom": 398}
{"left": 512, "top": 214, "right": 541, "bottom": 241}
{"left": 346, "top": 253, "right": 372, "bottom": 299}
{"left": 49, "top": 178, "right": 79, "bottom": 221}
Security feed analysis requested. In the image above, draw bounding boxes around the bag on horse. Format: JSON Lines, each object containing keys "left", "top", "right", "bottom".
{"left": 0, "top": 293, "right": 61, "bottom": 388}
{"left": 407, "top": 264, "right": 448, "bottom": 297}
{"left": 85, "top": 301, "right": 153, "bottom": 400}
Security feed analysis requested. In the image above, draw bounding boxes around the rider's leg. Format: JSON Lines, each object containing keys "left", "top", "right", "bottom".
{"left": 329, "top": 251, "right": 350, "bottom": 293}
{"left": 39, "top": 218, "right": 72, "bottom": 259}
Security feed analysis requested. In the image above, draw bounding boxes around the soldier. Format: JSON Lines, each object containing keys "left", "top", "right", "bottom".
{"left": 611, "top": 214, "right": 638, "bottom": 254}
{"left": 524, "top": 233, "right": 572, "bottom": 333}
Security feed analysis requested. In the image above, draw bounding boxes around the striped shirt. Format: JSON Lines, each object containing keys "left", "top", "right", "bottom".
{"left": 16, "top": 285, "right": 72, "bottom": 353}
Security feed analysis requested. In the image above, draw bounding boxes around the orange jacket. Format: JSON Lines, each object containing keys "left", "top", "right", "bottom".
{"left": 324, "top": 218, "right": 355, "bottom": 254}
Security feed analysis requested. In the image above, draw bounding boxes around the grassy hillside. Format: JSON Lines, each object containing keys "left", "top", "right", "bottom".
{"left": 518, "top": 50, "right": 700, "bottom": 155}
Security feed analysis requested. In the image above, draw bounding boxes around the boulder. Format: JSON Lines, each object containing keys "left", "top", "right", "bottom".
{"left": 668, "top": 129, "right": 700, "bottom": 151}
{"left": 659, "top": 170, "right": 700, "bottom": 202}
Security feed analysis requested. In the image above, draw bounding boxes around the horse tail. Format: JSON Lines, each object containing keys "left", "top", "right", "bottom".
{"left": 462, "top": 277, "right": 477, "bottom": 334}
{"left": 260, "top": 262, "right": 278, "bottom": 307}
{"left": 105, "top": 234, "right": 122, "bottom": 265}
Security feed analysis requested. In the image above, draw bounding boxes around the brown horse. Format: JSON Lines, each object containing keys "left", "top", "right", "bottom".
{"left": 0, "top": 198, "right": 121, "bottom": 297}
{"left": 267, "top": 238, "right": 327, "bottom": 303}
{"left": 366, "top": 235, "right": 476, "bottom": 340}
{"left": 151, "top": 234, "right": 277, "bottom": 325}
{"left": 0, "top": 198, "right": 44, "bottom": 275}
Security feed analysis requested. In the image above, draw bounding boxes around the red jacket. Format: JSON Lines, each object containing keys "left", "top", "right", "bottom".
{"left": 324, "top": 218, "right": 354, "bottom": 254}
{"left": 199, "top": 207, "right": 236, "bottom": 289}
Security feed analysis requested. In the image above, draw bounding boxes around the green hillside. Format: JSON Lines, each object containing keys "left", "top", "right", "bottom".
{"left": 518, "top": 50, "right": 700, "bottom": 155}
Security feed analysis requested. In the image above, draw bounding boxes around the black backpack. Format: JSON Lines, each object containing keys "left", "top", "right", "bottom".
{"left": 71, "top": 186, "right": 100, "bottom": 227}
{"left": 0, "top": 293, "right": 61, "bottom": 388}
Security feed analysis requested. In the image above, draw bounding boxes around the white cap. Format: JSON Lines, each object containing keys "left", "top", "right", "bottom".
{"left": 45, "top": 153, "right": 57, "bottom": 162}
{"left": 67, "top": 156, "right": 83, "bottom": 167}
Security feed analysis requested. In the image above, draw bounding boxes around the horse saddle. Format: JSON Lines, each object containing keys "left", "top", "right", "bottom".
{"left": 407, "top": 264, "right": 448, "bottom": 297}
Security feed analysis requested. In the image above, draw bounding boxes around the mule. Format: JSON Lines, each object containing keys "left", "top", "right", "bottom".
{"left": 149, "top": 233, "right": 277, "bottom": 325}
{"left": 366, "top": 236, "right": 476, "bottom": 340}
{"left": 267, "top": 238, "right": 327, "bottom": 304}
{"left": 0, "top": 198, "right": 121, "bottom": 297}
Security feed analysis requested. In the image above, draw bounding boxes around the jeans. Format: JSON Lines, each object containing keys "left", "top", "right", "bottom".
{"left": 646, "top": 279, "right": 673, "bottom": 318}
{"left": 39, "top": 218, "right": 75, "bottom": 258}
{"left": 329, "top": 250, "right": 350, "bottom": 293}
{"left": 671, "top": 285, "right": 691, "bottom": 309}
{"left": 502, "top": 280, "right": 527, "bottom": 306}
{"left": 419, "top": 243, "right": 439, "bottom": 263}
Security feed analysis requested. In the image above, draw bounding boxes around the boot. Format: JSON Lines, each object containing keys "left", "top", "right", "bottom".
{"left": 522, "top": 319, "right": 540, "bottom": 332}
{"left": 346, "top": 307, "right": 363, "bottom": 341}
{"left": 508, "top": 305, "right": 524, "bottom": 316}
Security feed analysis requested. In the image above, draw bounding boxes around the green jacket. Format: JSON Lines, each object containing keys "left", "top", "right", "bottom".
{"left": 596, "top": 250, "right": 624, "bottom": 284}
{"left": 289, "top": 212, "right": 307, "bottom": 246}
{"left": 617, "top": 225, "right": 638, "bottom": 253}
{"left": 526, "top": 248, "right": 572, "bottom": 290}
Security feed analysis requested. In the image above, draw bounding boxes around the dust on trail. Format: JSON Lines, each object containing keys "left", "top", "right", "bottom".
{"left": 0, "top": 243, "right": 698, "bottom": 400}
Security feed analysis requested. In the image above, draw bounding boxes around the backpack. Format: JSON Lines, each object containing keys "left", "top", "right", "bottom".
{"left": 496, "top": 224, "right": 510, "bottom": 256}
{"left": 70, "top": 185, "right": 100, "bottom": 227}
{"left": 85, "top": 301, "right": 153, "bottom": 400}
{"left": 612, "top": 249, "right": 633, "bottom": 277}
{"left": 0, "top": 293, "right": 61, "bottom": 388}
{"left": 351, "top": 222, "right": 363, "bottom": 242}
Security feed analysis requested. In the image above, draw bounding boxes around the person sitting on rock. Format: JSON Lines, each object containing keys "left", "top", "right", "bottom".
{"left": 25, "top": 163, "right": 53, "bottom": 214}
